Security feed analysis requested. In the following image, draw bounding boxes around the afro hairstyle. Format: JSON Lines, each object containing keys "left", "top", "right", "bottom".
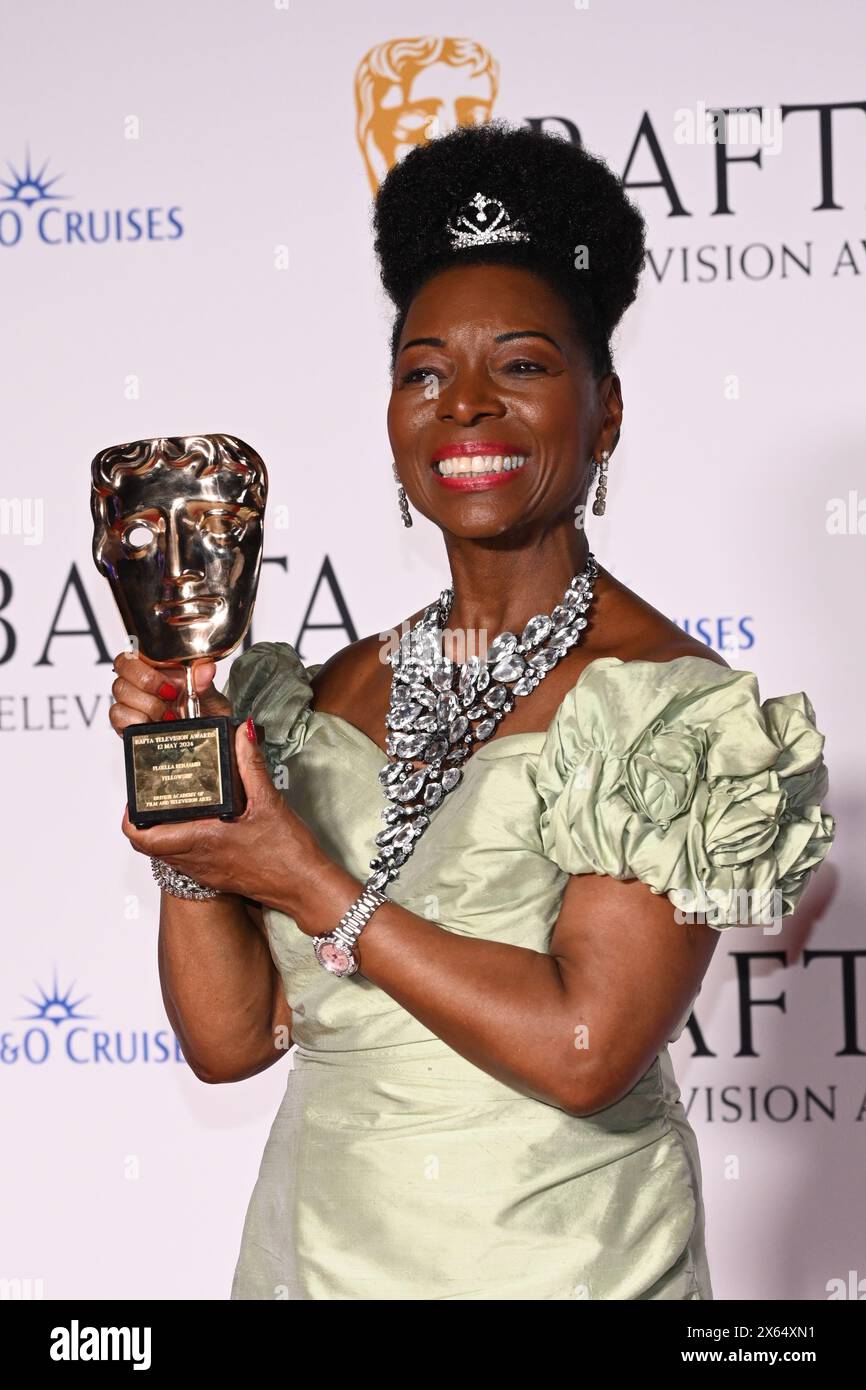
{"left": 372, "top": 119, "right": 646, "bottom": 378}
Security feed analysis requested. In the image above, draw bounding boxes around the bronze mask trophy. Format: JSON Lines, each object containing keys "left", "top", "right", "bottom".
{"left": 91, "top": 433, "right": 268, "bottom": 828}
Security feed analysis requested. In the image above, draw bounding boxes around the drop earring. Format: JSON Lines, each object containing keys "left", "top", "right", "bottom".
{"left": 592, "top": 449, "right": 610, "bottom": 516}
{"left": 392, "top": 461, "right": 413, "bottom": 528}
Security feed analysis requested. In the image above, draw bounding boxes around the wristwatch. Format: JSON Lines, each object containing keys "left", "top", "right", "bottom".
{"left": 313, "top": 885, "right": 386, "bottom": 977}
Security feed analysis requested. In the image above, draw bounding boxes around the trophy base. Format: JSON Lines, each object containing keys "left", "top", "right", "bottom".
{"left": 123, "top": 715, "right": 246, "bottom": 828}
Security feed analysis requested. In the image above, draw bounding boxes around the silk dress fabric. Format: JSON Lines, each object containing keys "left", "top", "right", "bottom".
{"left": 222, "top": 641, "right": 836, "bottom": 1301}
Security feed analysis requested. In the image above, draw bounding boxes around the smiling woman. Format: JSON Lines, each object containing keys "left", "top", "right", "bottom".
{"left": 112, "top": 120, "right": 836, "bottom": 1301}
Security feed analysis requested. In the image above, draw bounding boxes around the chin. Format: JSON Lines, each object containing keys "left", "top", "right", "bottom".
{"left": 435, "top": 511, "right": 526, "bottom": 541}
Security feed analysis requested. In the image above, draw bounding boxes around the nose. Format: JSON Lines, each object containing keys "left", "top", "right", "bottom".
{"left": 164, "top": 504, "right": 205, "bottom": 586}
{"left": 435, "top": 364, "right": 506, "bottom": 429}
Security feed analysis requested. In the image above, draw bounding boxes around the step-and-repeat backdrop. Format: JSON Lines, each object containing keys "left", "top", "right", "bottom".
{"left": 1, "top": 0, "right": 861, "bottom": 1300}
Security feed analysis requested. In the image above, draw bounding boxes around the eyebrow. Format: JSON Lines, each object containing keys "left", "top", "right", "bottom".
{"left": 399, "top": 330, "right": 563, "bottom": 355}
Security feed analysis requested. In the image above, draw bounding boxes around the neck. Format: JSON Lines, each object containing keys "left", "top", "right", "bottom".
{"left": 440, "top": 523, "right": 591, "bottom": 637}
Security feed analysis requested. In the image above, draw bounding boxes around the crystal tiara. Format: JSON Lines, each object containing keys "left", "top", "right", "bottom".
{"left": 445, "top": 192, "right": 531, "bottom": 249}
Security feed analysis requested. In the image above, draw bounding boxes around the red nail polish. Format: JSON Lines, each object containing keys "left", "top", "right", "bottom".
{"left": 158, "top": 681, "right": 178, "bottom": 700}
{"left": 246, "top": 716, "right": 256, "bottom": 744}
{"left": 162, "top": 710, "right": 178, "bottom": 721}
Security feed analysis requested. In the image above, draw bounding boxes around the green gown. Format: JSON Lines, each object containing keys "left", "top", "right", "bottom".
{"left": 222, "top": 641, "right": 836, "bottom": 1300}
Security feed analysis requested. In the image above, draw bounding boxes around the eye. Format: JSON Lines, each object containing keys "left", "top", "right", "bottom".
{"left": 200, "top": 510, "right": 246, "bottom": 542}
{"left": 505, "top": 359, "right": 546, "bottom": 374}
{"left": 121, "top": 519, "right": 158, "bottom": 553}
{"left": 399, "top": 366, "right": 443, "bottom": 386}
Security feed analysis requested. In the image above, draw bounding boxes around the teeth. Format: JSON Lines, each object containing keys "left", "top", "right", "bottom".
{"left": 435, "top": 454, "right": 527, "bottom": 477}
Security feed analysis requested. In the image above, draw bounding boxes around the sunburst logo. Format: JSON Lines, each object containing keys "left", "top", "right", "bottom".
{"left": 0, "top": 143, "right": 70, "bottom": 208}
{"left": 18, "top": 969, "right": 95, "bottom": 1025}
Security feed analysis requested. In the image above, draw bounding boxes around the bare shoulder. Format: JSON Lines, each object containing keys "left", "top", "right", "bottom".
{"left": 309, "top": 632, "right": 388, "bottom": 712}
{"left": 630, "top": 629, "right": 731, "bottom": 671}
{"left": 309, "top": 603, "right": 428, "bottom": 724}
{"left": 590, "top": 563, "right": 731, "bottom": 671}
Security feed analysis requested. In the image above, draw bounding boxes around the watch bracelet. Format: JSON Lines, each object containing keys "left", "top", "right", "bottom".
{"left": 313, "top": 885, "right": 387, "bottom": 950}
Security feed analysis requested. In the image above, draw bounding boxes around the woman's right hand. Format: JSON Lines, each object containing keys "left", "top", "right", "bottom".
{"left": 108, "top": 651, "right": 233, "bottom": 736}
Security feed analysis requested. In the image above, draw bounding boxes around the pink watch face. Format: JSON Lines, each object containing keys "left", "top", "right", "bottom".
{"left": 317, "top": 941, "right": 352, "bottom": 974}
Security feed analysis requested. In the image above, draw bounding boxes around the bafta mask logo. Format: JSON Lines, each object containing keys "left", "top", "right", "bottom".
{"left": 91, "top": 433, "right": 267, "bottom": 666}
{"left": 354, "top": 36, "right": 499, "bottom": 193}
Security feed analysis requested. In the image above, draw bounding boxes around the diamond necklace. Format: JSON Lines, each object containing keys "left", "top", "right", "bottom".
{"left": 364, "top": 551, "right": 598, "bottom": 893}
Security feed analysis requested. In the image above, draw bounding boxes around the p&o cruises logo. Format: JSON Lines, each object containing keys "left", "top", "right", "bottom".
{"left": 0, "top": 144, "right": 184, "bottom": 249}
{"left": 1, "top": 969, "right": 186, "bottom": 1065}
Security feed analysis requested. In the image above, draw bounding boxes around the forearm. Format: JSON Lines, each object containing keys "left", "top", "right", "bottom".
{"left": 157, "top": 890, "right": 283, "bottom": 1084}
{"left": 277, "top": 860, "right": 589, "bottom": 1114}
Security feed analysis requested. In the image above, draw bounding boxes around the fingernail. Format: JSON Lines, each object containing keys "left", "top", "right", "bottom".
{"left": 245, "top": 716, "right": 256, "bottom": 744}
{"left": 158, "top": 681, "right": 178, "bottom": 700}
{"left": 162, "top": 710, "right": 178, "bottom": 721}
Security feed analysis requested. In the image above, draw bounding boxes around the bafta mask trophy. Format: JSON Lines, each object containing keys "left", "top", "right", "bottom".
{"left": 91, "top": 433, "right": 268, "bottom": 828}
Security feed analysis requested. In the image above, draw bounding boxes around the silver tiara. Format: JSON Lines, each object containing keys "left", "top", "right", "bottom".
{"left": 445, "top": 192, "right": 531, "bottom": 249}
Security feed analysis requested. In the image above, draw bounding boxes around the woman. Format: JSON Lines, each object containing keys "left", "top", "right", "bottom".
{"left": 110, "top": 122, "right": 836, "bottom": 1300}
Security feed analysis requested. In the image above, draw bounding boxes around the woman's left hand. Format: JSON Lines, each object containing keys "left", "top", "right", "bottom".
{"left": 121, "top": 717, "right": 328, "bottom": 914}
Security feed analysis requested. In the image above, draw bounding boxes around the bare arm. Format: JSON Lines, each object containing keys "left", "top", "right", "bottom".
{"left": 156, "top": 891, "right": 292, "bottom": 1083}
{"left": 110, "top": 649, "right": 292, "bottom": 1083}
{"left": 281, "top": 858, "right": 720, "bottom": 1116}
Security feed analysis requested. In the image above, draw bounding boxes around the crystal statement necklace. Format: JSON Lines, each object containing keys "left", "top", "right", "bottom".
{"left": 365, "top": 552, "right": 598, "bottom": 893}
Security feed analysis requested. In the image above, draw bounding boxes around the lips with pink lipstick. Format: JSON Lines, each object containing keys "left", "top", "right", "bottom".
{"left": 430, "top": 441, "right": 530, "bottom": 491}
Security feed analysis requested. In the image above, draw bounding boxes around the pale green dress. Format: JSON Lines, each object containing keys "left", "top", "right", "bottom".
{"left": 222, "top": 641, "right": 835, "bottom": 1301}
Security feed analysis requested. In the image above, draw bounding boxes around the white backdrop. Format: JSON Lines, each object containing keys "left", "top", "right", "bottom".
{"left": 1, "top": 0, "right": 861, "bottom": 1301}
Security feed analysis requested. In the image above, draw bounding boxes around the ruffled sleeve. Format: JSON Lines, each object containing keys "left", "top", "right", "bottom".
{"left": 536, "top": 656, "right": 836, "bottom": 929}
{"left": 219, "top": 640, "right": 317, "bottom": 770}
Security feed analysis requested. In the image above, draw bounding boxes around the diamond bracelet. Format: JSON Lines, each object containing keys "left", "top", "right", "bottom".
{"left": 150, "top": 857, "right": 222, "bottom": 901}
